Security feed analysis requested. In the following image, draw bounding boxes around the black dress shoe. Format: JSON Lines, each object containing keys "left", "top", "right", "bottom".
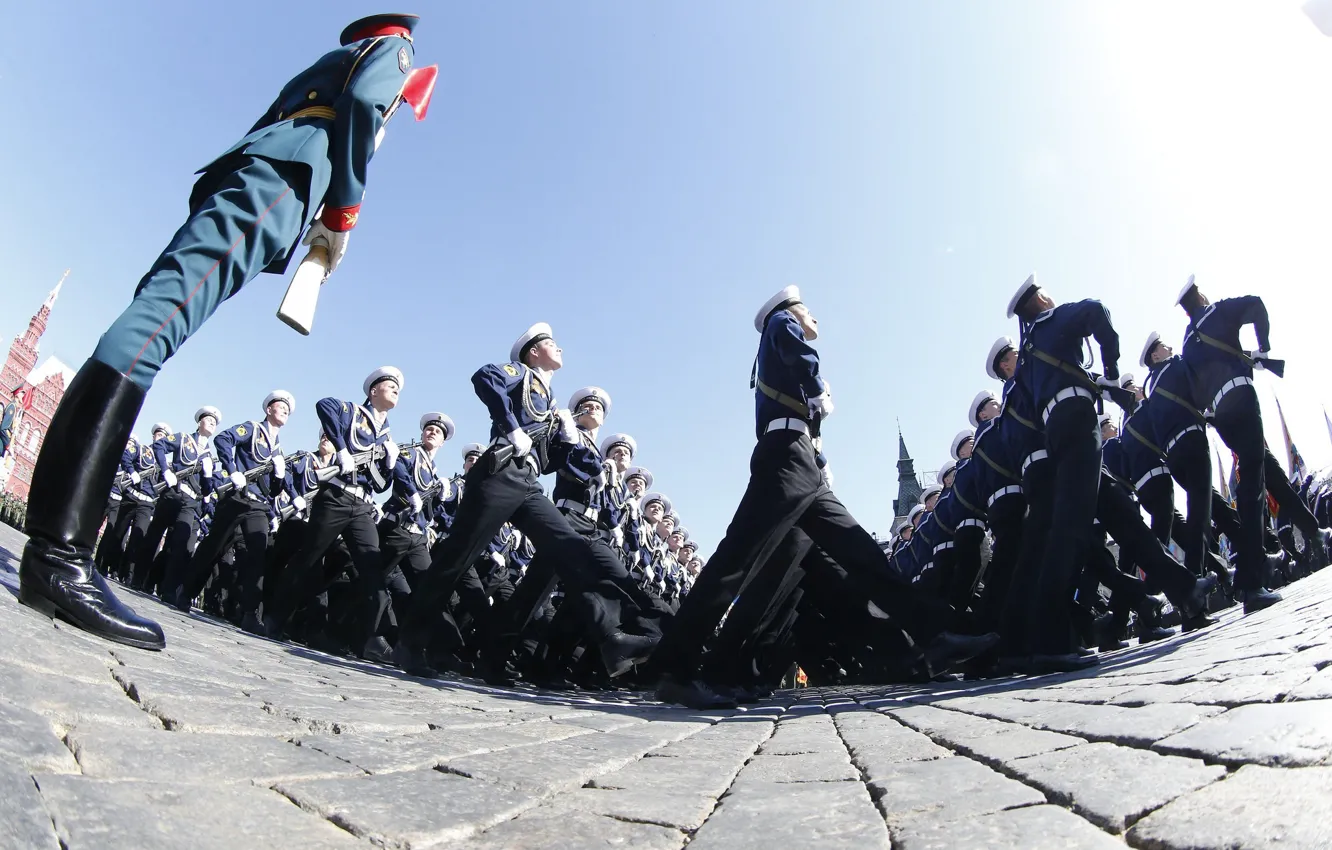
{"left": 923, "top": 631, "right": 1001, "bottom": 675}
{"left": 261, "top": 614, "right": 288, "bottom": 642}
{"left": 655, "top": 675, "right": 737, "bottom": 710}
{"left": 1242, "top": 588, "right": 1282, "bottom": 614}
{"left": 1181, "top": 612, "right": 1219, "bottom": 633}
{"left": 168, "top": 586, "right": 193, "bottom": 614}
{"left": 1028, "top": 653, "right": 1100, "bottom": 674}
{"left": 600, "top": 631, "right": 659, "bottom": 678}
{"left": 360, "top": 636, "right": 395, "bottom": 665}
{"left": 1098, "top": 638, "right": 1132, "bottom": 652}
{"left": 392, "top": 642, "right": 439, "bottom": 678}
{"left": 1175, "top": 574, "right": 1218, "bottom": 621}
{"left": 17, "top": 360, "right": 164, "bottom": 651}
{"left": 240, "top": 612, "right": 268, "bottom": 637}
{"left": 304, "top": 630, "right": 351, "bottom": 657}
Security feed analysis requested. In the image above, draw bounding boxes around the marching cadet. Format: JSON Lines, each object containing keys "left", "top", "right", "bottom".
{"left": 652, "top": 286, "right": 996, "bottom": 709}
{"left": 1003, "top": 274, "right": 1126, "bottom": 671}
{"left": 169, "top": 391, "right": 295, "bottom": 634}
{"left": 434, "top": 442, "right": 485, "bottom": 538}
{"left": 358, "top": 411, "right": 454, "bottom": 664}
{"left": 1177, "top": 277, "right": 1328, "bottom": 612}
{"left": 392, "top": 324, "right": 656, "bottom": 679}
{"left": 132, "top": 407, "right": 220, "bottom": 597}
{"left": 263, "top": 368, "right": 403, "bottom": 637}
{"left": 15, "top": 13, "right": 433, "bottom": 650}
{"left": 101, "top": 423, "right": 170, "bottom": 582}
{"left": 0, "top": 387, "right": 25, "bottom": 460}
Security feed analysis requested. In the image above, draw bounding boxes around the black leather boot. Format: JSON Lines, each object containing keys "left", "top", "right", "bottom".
{"left": 18, "top": 360, "right": 165, "bottom": 650}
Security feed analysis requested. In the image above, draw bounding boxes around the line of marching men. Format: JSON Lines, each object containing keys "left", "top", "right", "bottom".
{"left": 91, "top": 328, "right": 709, "bottom": 689}
{"left": 879, "top": 274, "right": 1329, "bottom": 675}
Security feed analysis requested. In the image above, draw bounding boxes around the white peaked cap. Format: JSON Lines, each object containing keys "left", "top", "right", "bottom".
{"left": 908, "top": 504, "right": 927, "bottom": 522}
{"left": 986, "top": 336, "right": 1016, "bottom": 380}
{"left": 625, "top": 466, "right": 653, "bottom": 489}
{"left": 567, "top": 386, "right": 611, "bottom": 417}
{"left": 420, "top": 412, "right": 455, "bottom": 440}
{"left": 195, "top": 406, "right": 221, "bottom": 423}
{"left": 1100, "top": 413, "right": 1116, "bottom": 428}
{"left": 600, "top": 433, "right": 637, "bottom": 458}
{"left": 642, "top": 492, "right": 673, "bottom": 515}
{"left": 938, "top": 459, "right": 957, "bottom": 480}
{"left": 151, "top": 421, "right": 171, "bottom": 435}
{"left": 1176, "top": 274, "right": 1198, "bottom": 306}
{"left": 950, "top": 429, "right": 975, "bottom": 460}
{"left": 1006, "top": 273, "right": 1040, "bottom": 318}
{"left": 920, "top": 484, "right": 943, "bottom": 505}
{"left": 461, "top": 441, "right": 485, "bottom": 459}
{"left": 969, "top": 390, "right": 998, "bottom": 428}
{"left": 511, "top": 322, "right": 554, "bottom": 364}
{"left": 363, "top": 366, "right": 404, "bottom": 397}
{"left": 264, "top": 390, "right": 295, "bottom": 412}
{"left": 1140, "top": 331, "right": 1163, "bottom": 368}
{"left": 755, "top": 285, "right": 802, "bottom": 333}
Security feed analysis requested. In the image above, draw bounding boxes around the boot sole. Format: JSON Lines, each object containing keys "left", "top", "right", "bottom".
{"left": 19, "top": 584, "right": 165, "bottom": 651}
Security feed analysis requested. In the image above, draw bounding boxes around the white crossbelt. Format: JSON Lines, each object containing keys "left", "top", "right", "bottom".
{"left": 1164, "top": 424, "right": 1204, "bottom": 455}
{"left": 989, "top": 484, "right": 1023, "bottom": 506}
{"left": 1134, "top": 465, "right": 1171, "bottom": 491}
{"left": 1211, "top": 376, "right": 1253, "bottom": 413}
{"left": 765, "top": 418, "right": 809, "bottom": 435}
{"left": 325, "top": 477, "right": 372, "bottom": 504}
{"left": 1042, "top": 386, "right": 1096, "bottom": 424}
{"left": 1022, "top": 449, "right": 1049, "bottom": 474}
{"left": 555, "top": 498, "right": 598, "bottom": 520}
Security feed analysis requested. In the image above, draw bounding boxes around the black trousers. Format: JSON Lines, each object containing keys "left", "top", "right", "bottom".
{"left": 976, "top": 491, "right": 1024, "bottom": 636}
{"left": 95, "top": 499, "right": 122, "bottom": 572}
{"left": 177, "top": 495, "right": 271, "bottom": 618}
{"left": 651, "top": 429, "right": 951, "bottom": 681}
{"left": 268, "top": 487, "right": 382, "bottom": 627}
{"left": 1161, "top": 428, "right": 1214, "bottom": 576}
{"left": 362, "top": 521, "right": 432, "bottom": 644}
{"left": 1006, "top": 397, "right": 1101, "bottom": 656}
{"left": 1210, "top": 385, "right": 1272, "bottom": 590}
{"left": 1096, "top": 474, "right": 1200, "bottom": 605}
{"left": 399, "top": 455, "right": 617, "bottom": 651}
{"left": 104, "top": 498, "right": 154, "bottom": 579}
{"left": 132, "top": 493, "right": 199, "bottom": 595}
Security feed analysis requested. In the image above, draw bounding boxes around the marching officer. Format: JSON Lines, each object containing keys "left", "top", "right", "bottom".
{"left": 15, "top": 13, "right": 432, "bottom": 650}
{"left": 169, "top": 390, "right": 295, "bottom": 634}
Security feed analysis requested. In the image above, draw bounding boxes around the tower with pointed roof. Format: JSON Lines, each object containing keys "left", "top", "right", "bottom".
{"left": 891, "top": 429, "right": 923, "bottom": 530}
{"left": 2, "top": 271, "right": 75, "bottom": 499}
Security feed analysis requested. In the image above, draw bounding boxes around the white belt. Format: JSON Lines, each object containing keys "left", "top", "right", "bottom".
{"left": 555, "top": 498, "right": 598, "bottom": 520}
{"left": 1211, "top": 376, "right": 1253, "bottom": 412}
{"left": 765, "top": 418, "right": 809, "bottom": 435}
{"left": 126, "top": 489, "right": 154, "bottom": 503}
{"left": 1164, "top": 424, "right": 1204, "bottom": 455}
{"left": 109, "top": 492, "right": 123, "bottom": 502}
{"left": 326, "top": 478, "right": 371, "bottom": 503}
{"left": 1042, "top": 386, "right": 1095, "bottom": 424}
{"left": 177, "top": 483, "right": 198, "bottom": 500}
{"left": 933, "top": 541, "right": 954, "bottom": 554}
{"left": 1022, "top": 450, "right": 1049, "bottom": 474}
{"left": 958, "top": 517, "right": 987, "bottom": 530}
{"left": 1134, "top": 465, "right": 1171, "bottom": 491}
{"left": 989, "top": 484, "right": 1023, "bottom": 506}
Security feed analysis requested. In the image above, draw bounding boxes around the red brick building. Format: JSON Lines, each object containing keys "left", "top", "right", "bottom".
{"left": 1, "top": 272, "right": 75, "bottom": 499}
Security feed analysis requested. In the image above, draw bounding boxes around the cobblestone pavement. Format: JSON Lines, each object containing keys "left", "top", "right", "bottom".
{"left": 2, "top": 524, "right": 1331, "bottom": 849}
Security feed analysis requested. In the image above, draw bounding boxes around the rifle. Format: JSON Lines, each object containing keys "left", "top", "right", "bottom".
{"left": 153, "top": 461, "right": 200, "bottom": 495}
{"left": 315, "top": 444, "right": 389, "bottom": 490}
{"left": 488, "top": 406, "right": 594, "bottom": 474}
{"left": 214, "top": 451, "right": 310, "bottom": 499}
{"left": 114, "top": 465, "right": 158, "bottom": 492}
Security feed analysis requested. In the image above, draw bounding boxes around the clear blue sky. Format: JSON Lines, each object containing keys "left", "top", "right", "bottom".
{"left": 4, "top": 2, "right": 1332, "bottom": 553}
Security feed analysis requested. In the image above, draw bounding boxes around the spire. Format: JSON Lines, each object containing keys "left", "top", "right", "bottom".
{"left": 892, "top": 427, "right": 923, "bottom": 521}
{"left": 42, "top": 270, "right": 68, "bottom": 311}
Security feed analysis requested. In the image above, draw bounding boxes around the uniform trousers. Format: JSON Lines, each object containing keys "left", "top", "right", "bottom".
{"left": 177, "top": 495, "right": 272, "bottom": 617}
{"left": 1165, "top": 429, "right": 1214, "bottom": 576}
{"left": 361, "top": 521, "right": 431, "bottom": 644}
{"left": 267, "top": 487, "right": 382, "bottom": 628}
{"left": 132, "top": 492, "right": 200, "bottom": 595}
{"left": 95, "top": 499, "right": 122, "bottom": 572}
{"left": 651, "top": 429, "right": 951, "bottom": 681}
{"left": 1210, "top": 385, "right": 1275, "bottom": 590}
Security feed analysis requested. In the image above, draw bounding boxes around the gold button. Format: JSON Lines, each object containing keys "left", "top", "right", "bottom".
{"left": 308, "top": 91, "right": 318, "bottom": 100}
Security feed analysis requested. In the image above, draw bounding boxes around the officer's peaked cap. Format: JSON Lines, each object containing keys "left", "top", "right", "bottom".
{"left": 340, "top": 14, "right": 420, "bottom": 46}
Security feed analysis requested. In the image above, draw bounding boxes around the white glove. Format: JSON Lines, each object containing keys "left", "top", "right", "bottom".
{"left": 130, "top": 471, "right": 141, "bottom": 485}
{"left": 821, "top": 465, "right": 834, "bottom": 488}
{"left": 507, "top": 429, "right": 533, "bottom": 458}
{"left": 293, "top": 495, "right": 307, "bottom": 512}
{"left": 590, "top": 470, "right": 608, "bottom": 493}
{"left": 164, "top": 469, "right": 179, "bottom": 488}
{"left": 337, "top": 448, "right": 356, "bottom": 476}
{"left": 491, "top": 551, "right": 506, "bottom": 567}
{"left": 555, "top": 409, "right": 578, "bottom": 444}
{"left": 808, "top": 392, "right": 834, "bottom": 419}
{"left": 612, "top": 527, "right": 625, "bottom": 547}
{"left": 1248, "top": 350, "right": 1272, "bottom": 370}
{"left": 271, "top": 453, "right": 286, "bottom": 480}
{"left": 372, "top": 503, "right": 384, "bottom": 523}
{"left": 1095, "top": 375, "right": 1122, "bottom": 390}
{"left": 228, "top": 471, "right": 247, "bottom": 491}
{"left": 269, "top": 517, "right": 281, "bottom": 534}
{"left": 201, "top": 456, "right": 214, "bottom": 478}
{"left": 410, "top": 492, "right": 423, "bottom": 514}
{"left": 302, "top": 220, "right": 350, "bottom": 273}
{"left": 382, "top": 439, "right": 399, "bottom": 472}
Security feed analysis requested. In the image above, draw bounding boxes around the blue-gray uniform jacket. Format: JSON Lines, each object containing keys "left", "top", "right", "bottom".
{"left": 472, "top": 361, "right": 563, "bottom": 472}
{"left": 1180, "top": 296, "right": 1270, "bottom": 412}
{"left": 212, "top": 420, "right": 287, "bottom": 511}
{"left": 433, "top": 474, "right": 465, "bottom": 534}
{"left": 193, "top": 31, "right": 416, "bottom": 273}
{"left": 1117, "top": 402, "right": 1170, "bottom": 491}
{"left": 282, "top": 453, "right": 326, "bottom": 513}
{"left": 119, "top": 438, "right": 159, "bottom": 503}
{"left": 1144, "top": 355, "right": 1208, "bottom": 448}
{"left": 1016, "top": 300, "right": 1120, "bottom": 422}
{"left": 383, "top": 446, "right": 446, "bottom": 534}
{"left": 315, "top": 398, "right": 394, "bottom": 493}
{"left": 152, "top": 430, "right": 214, "bottom": 500}
{"left": 754, "top": 310, "right": 827, "bottom": 439}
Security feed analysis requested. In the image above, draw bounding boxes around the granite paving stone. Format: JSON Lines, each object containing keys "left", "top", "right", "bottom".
{"left": 34, "top": 775, "right": 367, "bottom": 850}
{"left": 1001, "top": 741, "right": 1226, "bottom": 831}
{"left": 1152, "top": 700, "right": 1332, "bottom": 766}
{"left": 894, "top": 804, "right": 1128, "bottom": 849}
{"left": 0, "top": 765, "right": 60, "bottom": 850}
{"left": 298, "top": 723, "right": 595, "bottom": 774}
{"left": 275, "top": 769, "right": 540, "bottom": 847}
{"left": 1127, "top": 764, "right": 1332, "bottom": 849}
{"left": 0, "top": 662, "right": 161, "bottom": 730}
{"left": 0, "top": 699, "right": 81, "bottom": 774}
{"left": 688, "top": 776, "right": 889, "bottom": 849}
{"left": 863, "top": 755, "right": 1046, "bottom": 828}
{"left": 455, "top": 806, "right": 685, "bottom": 850}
